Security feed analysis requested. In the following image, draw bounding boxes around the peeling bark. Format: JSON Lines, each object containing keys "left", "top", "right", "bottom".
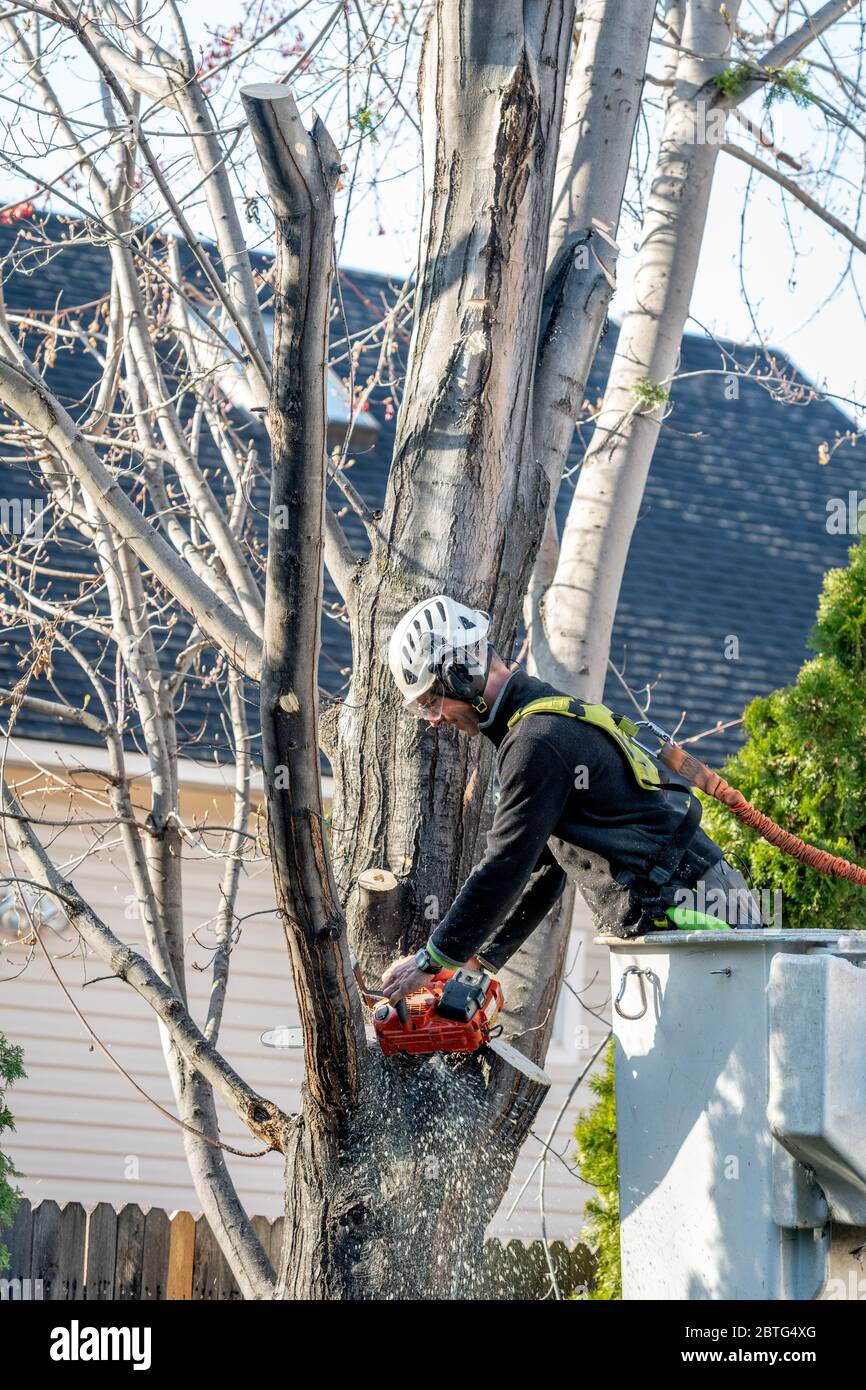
{"left": 319, "top": 0, "right": 575, "bottom": 1299}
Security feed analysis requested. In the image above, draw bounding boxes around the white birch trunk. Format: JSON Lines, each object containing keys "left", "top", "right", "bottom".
{"left": 540, "top": 0, "right": 858, "bottom": 701}
{"left": 527, "top": 0, "right": 655, "bottom": 676}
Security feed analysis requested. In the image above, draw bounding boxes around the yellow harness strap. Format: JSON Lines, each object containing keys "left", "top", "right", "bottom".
{"left": 506, "top": 696, "right": 661, "bottom": 792}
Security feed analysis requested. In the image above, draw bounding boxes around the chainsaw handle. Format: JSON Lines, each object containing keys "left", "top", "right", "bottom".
{"left": 354, "top": 953, "right": 411, "bottom": 1028}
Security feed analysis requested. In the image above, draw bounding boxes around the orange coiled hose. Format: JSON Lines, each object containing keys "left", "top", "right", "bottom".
{"left": 659, "top": 742, "right": 866, "bottom": 887}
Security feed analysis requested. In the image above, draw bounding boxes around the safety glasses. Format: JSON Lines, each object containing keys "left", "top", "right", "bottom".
{"left": 404, "top": 691, "right": 447, "bottom": 723}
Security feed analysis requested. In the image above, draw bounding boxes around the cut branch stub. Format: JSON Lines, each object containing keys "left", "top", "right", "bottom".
{"left": 357, "top": 869, "right": 401, "bottom": 941}
{"left": 356, "top": 868, "right": 406, "bottom": 980}
{"left": 241, "top": 85, "right": 342, "bottom": 218}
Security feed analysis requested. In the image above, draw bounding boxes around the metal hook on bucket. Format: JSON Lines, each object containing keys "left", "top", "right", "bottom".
{"left": 615, "top": 966, "right": 652, "bottom": 1020}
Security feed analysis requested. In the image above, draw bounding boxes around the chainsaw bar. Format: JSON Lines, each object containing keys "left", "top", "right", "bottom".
{"left": 259, "top": 1025, "right": 303, "bottom": 1049}
{"left": 486, "top": 1035, "right": 552, "bottom": 1086}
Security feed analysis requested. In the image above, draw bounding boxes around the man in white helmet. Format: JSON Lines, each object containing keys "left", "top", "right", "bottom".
{"left": 381, "top": 594, "right": 763, "bottom": 1003}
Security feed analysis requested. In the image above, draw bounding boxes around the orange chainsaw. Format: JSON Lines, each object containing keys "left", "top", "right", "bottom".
{"left": 352, "top": 958, "right": 550, "bottom": 1084}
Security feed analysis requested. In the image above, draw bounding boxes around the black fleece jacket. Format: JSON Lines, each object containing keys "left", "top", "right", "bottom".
{"left": 428, "top": 669, "right": 721, "bottom": 968}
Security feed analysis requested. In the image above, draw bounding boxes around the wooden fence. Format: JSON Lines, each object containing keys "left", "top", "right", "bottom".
{"left": 2, "top": 1198, "right": 594, "bottom": 1300}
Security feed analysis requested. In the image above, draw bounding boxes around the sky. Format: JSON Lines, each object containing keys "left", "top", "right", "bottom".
{"left": 2, "top": 0, "right": 864, "bottom": 425}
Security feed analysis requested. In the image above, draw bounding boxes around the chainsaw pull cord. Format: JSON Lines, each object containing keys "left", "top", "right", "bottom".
{"left": 659, "top": 743, "right": 866, "bottom": 887}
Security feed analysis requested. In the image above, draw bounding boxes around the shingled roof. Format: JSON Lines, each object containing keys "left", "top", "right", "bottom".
{"left": 1, "top": 215, "right": 863, "bottom": 770}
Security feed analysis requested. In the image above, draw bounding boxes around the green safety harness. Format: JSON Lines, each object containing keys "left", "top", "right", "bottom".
{"left": 507, "top": 696, "right": 661, "bottom": 790}
{"left": 506, "top": 695, "right": 730, "bottom": 931}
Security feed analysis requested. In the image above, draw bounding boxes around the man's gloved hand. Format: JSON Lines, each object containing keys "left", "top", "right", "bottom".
{"left": 381, "top": 953, "right": 430, "bottom": 1003}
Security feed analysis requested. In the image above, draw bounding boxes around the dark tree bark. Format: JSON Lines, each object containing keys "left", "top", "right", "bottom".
{"left": 245, "top": 0, "right": 577, "bottom": 1299}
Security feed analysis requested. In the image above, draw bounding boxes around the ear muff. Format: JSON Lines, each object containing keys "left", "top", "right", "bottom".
{"left": 439, "top": 651, "right": 480, "bottom": 702}
{"left": 438, "top": 644, "right": 494, "bottom": 713}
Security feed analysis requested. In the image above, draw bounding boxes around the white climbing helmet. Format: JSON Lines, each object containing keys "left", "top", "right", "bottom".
{"left": 387, "top": 595, "right": 491, "bottom": 714}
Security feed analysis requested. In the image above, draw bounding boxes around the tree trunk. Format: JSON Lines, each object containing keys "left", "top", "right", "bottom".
{"left": 540, "top": 0, "right": 852, "bottom": 700}
{"left": 250, "top": 1, "right": 576, "bottom": 1299}
{"left": 540, "top": 0, "right": 741, "bottom": 700}
{"left": 525, "top": 0, "right": 655, "bottom": 678}
{"left": 329, "top": 7, "right": 576, "bottom": 1297}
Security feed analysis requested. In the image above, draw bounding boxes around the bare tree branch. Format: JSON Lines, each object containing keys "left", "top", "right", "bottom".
{"left": 0, "top": 354, "right": 264, "bottom": 678}
{"left": 711, "top": 0, "right": 862, "bottom": 111}
{"left": 0, "top": 775, "right": 291, "bottom": 1150}
{"left": 243, "top": 81, "right": 367, "bottom": 1109}
{"left": 723, "top": 139, "right": 866, "bottom": 253}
